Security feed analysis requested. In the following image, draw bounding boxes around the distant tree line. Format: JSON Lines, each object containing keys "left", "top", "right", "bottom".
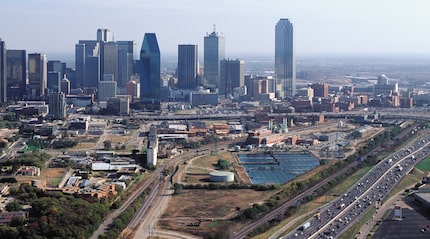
{"left": 173, "top": 182, "right": 278, "bottom": 194}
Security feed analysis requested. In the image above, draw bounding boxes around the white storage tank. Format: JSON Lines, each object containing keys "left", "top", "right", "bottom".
{"left": 209, "top": 171, "right": 234, "bottom": 182}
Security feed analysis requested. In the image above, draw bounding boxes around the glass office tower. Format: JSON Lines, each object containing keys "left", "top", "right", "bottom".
{"left": 0, "top": 39, "right": 6, "bottom": 102}
{"left": 6, "top": 50, "right": 26, "bottom": 101}
{"left": 219, "top": 59, "right": 245, "bottom": 97}
{"left": 177, "top": 44, "right": 198, "bottom": 89}
{"left": 140, "top": 33, "right": 161, "bottom": 111}
{"left": 275, "top": 18, "right": 296, "bottom": 99}
{"left": 204, "top": 26, "right": 225, "bottom": 88}
{"left": 28, "top": 53, "right": 47, "bottom": 99}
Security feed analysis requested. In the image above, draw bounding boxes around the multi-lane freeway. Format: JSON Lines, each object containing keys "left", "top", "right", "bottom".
{"left": 282, "top": 131, "right": 430, "bottom": 239}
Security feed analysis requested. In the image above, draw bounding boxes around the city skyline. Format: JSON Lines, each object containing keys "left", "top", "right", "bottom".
{"left": 2, "top": 0, "right": 430, "bottom": 57}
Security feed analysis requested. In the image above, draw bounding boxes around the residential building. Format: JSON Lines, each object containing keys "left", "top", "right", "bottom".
{"left": 140, "top": 33, "right": 161, "bottom": 110}
{"left": 310, "top": 83, "right": 329, "bottom": 98}
{"left": 48, "top": 92, "right": 66, "bottom": 120}
{"left": 275, "top": 18, "right": 296, "bottom": 98}
{"left": 177, "top": 44, "right": 198, "bottom": 89}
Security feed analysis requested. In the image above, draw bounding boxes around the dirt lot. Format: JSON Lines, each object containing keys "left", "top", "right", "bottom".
{"left": 159, "top": 189, "right": 272, "bottom": 237}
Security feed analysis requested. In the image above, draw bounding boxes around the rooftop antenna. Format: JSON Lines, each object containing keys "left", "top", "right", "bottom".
{"left": 213, "top": 24, "right": 216, "bottom": 33}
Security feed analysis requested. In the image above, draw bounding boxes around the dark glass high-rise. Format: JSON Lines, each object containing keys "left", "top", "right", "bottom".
{"left": 140, "top": 33, "right": 161, "bottom": 111}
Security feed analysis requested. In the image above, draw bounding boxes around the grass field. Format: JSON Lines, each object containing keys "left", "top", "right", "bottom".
{"left": 382, "top": 170, "right": 424, "bottom": 204}
{"left": 326, "top": 166, "right": 372, "bottom": 196}
{"left": 415, "top": 157, "right": 430, "bottom": 172}
{"left": 14, "top": 168, "right": 66, "bottom": 187}
{"left": 338, "top": 207, "right": 376, "bottom": 239}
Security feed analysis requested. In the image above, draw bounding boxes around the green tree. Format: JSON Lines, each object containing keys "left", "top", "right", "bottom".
{"left": 5, "top": 202, "right": 22, "bottom": 212}
{"left": 104, "top": 140, "right": 112, "bottom": 150}
{"left": 173, "top": 183, "right": 184, "bottom": 195}
{"left": 217, "top": 159, "right": 230, "bottom": 170}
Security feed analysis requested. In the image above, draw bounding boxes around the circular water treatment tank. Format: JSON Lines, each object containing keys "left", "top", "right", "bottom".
{"left": 209, "top": 171, "right": 234, "bottom": 182}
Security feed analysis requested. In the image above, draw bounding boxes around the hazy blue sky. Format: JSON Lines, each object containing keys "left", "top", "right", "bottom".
{"left": 2, "top": 0, "right": 430, "bottom": 57}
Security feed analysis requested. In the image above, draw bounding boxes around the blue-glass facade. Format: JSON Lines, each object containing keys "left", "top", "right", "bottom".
{"left": 140, "top": 33, "right": 161, "bottom": 110}
{"left": 275, "top": 18, "right": 296, "bottom": 98}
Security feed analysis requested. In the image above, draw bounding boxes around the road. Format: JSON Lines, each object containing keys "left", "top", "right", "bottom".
{"left": 232, "top": 161, "right": 358, "bottom": 239}
{"left": 281, "top": 130, "right": 430, "bottom": 239}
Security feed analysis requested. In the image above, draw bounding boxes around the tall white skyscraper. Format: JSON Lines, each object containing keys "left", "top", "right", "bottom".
{"left": 275, "top": 18, "right": 296, "bottom": 99}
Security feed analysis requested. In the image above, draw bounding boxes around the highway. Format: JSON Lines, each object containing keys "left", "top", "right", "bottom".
{"left": 281, "top": 130, "right": 430, "bottom": 239}
{"left": 231, "top": 161, "right": 358, "bottom": 239}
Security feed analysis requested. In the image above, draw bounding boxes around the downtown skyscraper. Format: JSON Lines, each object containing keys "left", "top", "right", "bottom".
{"left": 275, "top": 18, "right": 296, "bottom": 99}
{"left": 219, "top": 59, "right": 244, "bottom": 97}
{"left": 204, "top": 26, "right": 225, "bottom": 88}
{"left": 75, "top": 29, "right": 134, "bottom": 91}
{"left": 177, "top": 44, "right": 198, "bottom": 89}
{"left": 28, "top": 53, "right": 47, "bottom": 99}
{"left": 75, "top": 40, "right": 100, "bottom": 88}
{"left": 140, "top": 33, "right": 161, "bottom": 110}
{"left": 0, "top": 39, "right": 6, "bottom": 102}
{"left": 6, "top": 49, "right": 26, "bottom": 101}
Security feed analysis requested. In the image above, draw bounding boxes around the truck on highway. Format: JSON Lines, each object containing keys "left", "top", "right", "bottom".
{"left": 388, "top": 158, "right": 393, "bottom": 164}
{"left": 300, "top": 221, "right": 311, "bottom": 231}
{"left": 315, "top": 212, "right": 321, "bottom": 220}
{"left": 338, "top": 203, "right": 345, "bottom": 209}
